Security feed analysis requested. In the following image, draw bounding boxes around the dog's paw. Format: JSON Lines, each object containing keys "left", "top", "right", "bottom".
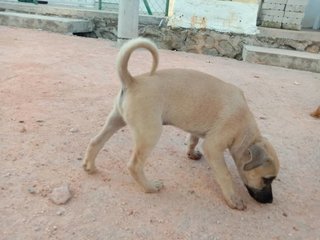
{"left": 226, "top": 195, "right": 246, "bottom": 211}
{"left": 144, "top": 180, "right": 164, "bottom": 193}
{"left": 187, "top": 150, "right": 202, "bottom": 160}
{"left": 82, "top": 160, "right": 97, "bottom": 174}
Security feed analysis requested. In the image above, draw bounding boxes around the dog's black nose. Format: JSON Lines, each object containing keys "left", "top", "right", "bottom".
{"left": 245, "top": 184, "right": 273, "bottom": 204}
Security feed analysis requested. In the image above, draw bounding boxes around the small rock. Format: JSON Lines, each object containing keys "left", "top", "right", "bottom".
{"left": 28, "top": 187, "right": 36, "bottom": 194}
{"left": 56, "top": 207, "right": 66, "bottom": 216}
{"left": 4, "top": 173, "right": 11, "bottom": 177}
{"left": 102, "top": 177, "right": 111, "bottom": 182}
{"left": 128, "top": 210, "right": 134, "bottom": 216}
{"left": 20, "top": 126, "right": 27, "bottom": 133}
{"left": 19, "top": 120, "right": 25, "bottom": 123}
{"left": 69, "top": 128, "right": 79, "bottom": 133}
{"left": 39, "top": 186, "right": 50, "bottom": 197}
{"left": 282, "top": 212, "right": 288, "bottom": 217}
{"left": 306, "top": 45, "right": 319, "bottom": 53}
{"left": 49, "top": 184, "right": 72, "bottom": 205}
{"left": 259, "top": 116, "right": 267, "bottom": 120}
{"left": 77, "top": 157, "right": 82, "bottom": 161}
{"left": 34, "top": 226, "right": 41, "bottom": 232}
{"left": 294, "top": 81, "right": 300, "bottom": 85}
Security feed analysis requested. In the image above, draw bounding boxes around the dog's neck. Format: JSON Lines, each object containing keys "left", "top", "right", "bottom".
{"left": 229, "top": 124, "right": 262, "bottom": 163}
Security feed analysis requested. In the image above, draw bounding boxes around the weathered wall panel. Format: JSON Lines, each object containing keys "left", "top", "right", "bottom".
{"left": 167, "top": 0, "right": 259, "bottom": 34}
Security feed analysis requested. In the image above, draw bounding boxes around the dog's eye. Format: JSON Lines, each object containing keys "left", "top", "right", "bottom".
{"left": 262, "top": 177, "right": 275, "bottom": 185}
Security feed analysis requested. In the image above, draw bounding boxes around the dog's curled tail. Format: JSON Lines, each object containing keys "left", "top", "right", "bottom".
{"left": 116, "top": 38, "right": 159, "bottom": 88}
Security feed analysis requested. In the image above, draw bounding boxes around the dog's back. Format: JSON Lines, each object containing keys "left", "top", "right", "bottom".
{"left": 116, "top": 38, "right": 249, "bottom": 137}
{"left": 121, "top": 67, "right": 248, "bottom": 137}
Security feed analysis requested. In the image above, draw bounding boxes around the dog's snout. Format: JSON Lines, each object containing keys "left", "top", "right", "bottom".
{"left": 245, "top": 184, "right": 273, "bottom": 204}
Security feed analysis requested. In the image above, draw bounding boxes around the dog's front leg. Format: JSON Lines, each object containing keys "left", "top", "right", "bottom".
{"left": 203, "top": 137, "right": 246, "bottom": 210}
{"left": 186, "top": 134, "right": 202, "bottom": 160}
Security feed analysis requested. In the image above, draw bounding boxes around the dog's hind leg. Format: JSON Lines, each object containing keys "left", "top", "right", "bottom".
{"left": 186, "top": 134, "right": 202, "bottom": 160}
{"left": 128, "top": 120, "right": 163, "bottom": 193}
{"left": 83, "top": 106, "right": 126, "bottom": 173}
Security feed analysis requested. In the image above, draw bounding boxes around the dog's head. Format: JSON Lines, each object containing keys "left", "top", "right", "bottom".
{"left": 238, "top": 138, "right": 280, "bottom": 204}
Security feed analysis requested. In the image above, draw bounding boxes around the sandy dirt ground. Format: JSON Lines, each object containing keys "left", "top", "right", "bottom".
{"left": 0, "top": 26, "right": 319, "bottom": 240}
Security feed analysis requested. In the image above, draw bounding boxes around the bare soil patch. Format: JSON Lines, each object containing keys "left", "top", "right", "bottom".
{"left": 1, "top": 26, "right": 319, "bottom": 240}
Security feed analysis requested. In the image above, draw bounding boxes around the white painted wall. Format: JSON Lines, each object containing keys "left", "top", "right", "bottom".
{"left": 167, "top": 0, "right": 260, "bottom": 34}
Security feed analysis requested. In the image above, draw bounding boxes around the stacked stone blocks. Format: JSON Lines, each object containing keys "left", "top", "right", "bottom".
{"left": 260, "top": 0, "right": 308, "bottom": 30}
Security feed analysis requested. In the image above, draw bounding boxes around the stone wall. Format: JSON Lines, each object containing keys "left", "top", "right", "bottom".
{"left": 2, "top": 2, "right": 319, "bottom": 59}
{"left": 88, "top": 17, "right": 118, "bottom": 40}
{"left": 140, "top": 26, "right": 320, "bottom": 59}
{"left": 85, "top": 19, "right": 320, "bottom": 59}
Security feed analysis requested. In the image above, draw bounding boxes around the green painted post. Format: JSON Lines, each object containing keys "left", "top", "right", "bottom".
{"left": 165, "top": 0, "right": 169, "bottom": 16}
{"left": 98, "top": 0, "right": 102, "bottom": 10}
{"left": 143, "top": 0, "right": 152, "bottom": 15}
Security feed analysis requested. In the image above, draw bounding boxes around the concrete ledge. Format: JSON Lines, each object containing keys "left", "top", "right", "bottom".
{"left": 0, "top": 11, "right": 93, "bottom": 33}
{"left": 243, "top": 45, "right": 320, "bottom": 73}
{"left": 0, "top": 2, "right": 163, "bottom": 25}
{"left": 258, "top": 27, "right": 320, "bottom": 42}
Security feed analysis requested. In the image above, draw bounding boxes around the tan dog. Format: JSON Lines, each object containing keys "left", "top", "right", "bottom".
{"left": 310, "top": 106, "right": 320, "bottom": 118}
{"left": 83, "top": 38, "right": 280, "bottom": 210}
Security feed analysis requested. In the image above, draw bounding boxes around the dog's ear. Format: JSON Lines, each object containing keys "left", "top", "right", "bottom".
{"left": 243, "top": 144, "right": 269, "bottom": 171}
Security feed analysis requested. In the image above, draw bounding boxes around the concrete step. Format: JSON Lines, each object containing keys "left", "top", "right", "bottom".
{"left": 243, "top": 45, "right": 320, "bottom": 73}
{"left": 0, "top": 11, "right": 93, "bottom": 34}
